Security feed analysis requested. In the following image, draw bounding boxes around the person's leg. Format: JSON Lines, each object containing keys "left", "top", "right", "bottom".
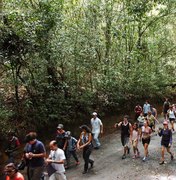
{"left": 93, "top": 132, "right": 100, "bottom": 148}
{"left": 66, "top": 151, "right": 71, "bottom": 168}
{"left": 166, "top": 147, "right": 174, "bottom": 160}
{"left": 55, "top": 172, "right": 67, "bottom": 180}
{"left": 31, "top": 166, "right": 44, "bottom": 180}
{"left": 71, "top": 151, "right": 79, "bottom": 163}
{"left": 171, "top": 121, "right": 174, "bottom": 130}
{"left": 82, "top": 148, "right": 89, "bottom": 173}
{"left": 160, "top": 146, "right": 165, "bottom": 164}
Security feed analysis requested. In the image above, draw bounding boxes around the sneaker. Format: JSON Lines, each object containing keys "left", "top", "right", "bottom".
{"left": 122, "top": 154, "right": 126, "bottom": 159}
{"left": 159, "top": 161, "right": 165, "bottom": 165}
{"left": 142, "top": 157, "right": 146, "bottom": 162}
{"left": 171, "top": 154, "right": 174, "bottom": 160}
{"left": 82, "top": 170, "right": 88, "bottom": 174}
{"left": 132, "top": 155, "right": 136, "bottom": 159}
{"left": 76, "top": 161, "right": 80, "bottom": 165}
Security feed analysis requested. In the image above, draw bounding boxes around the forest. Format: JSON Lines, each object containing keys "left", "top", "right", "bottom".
{"left": 0, "top": 0, "right": 176, "bottom": 137}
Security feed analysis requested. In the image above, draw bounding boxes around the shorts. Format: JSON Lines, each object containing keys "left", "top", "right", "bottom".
{"left": 121, "top": 136, "right": 129, "bottom": 147}
{"left": 161, "top": 142, "right": 170, "bottom": 148}
{"left": 142, "top": 137, "right": 150, "bottom": 145}
{"left": 169, "top": 118, "right": 175, "bottom": 122}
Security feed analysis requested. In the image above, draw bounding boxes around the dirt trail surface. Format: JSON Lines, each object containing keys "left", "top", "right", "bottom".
{"left": 66, "top": 119, "right": 176, "bottom": 180}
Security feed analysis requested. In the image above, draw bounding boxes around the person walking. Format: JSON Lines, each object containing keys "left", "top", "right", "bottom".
{"left": 167, "top": 105, "right": 176, "bottom": 131}
{"left": 55, "top": 124, "right": 67, "bottom": 151}
{"left": 77, "top": 125, "right": 94, "bottom": 174}
{"left": 23, "top": 132, "right": 46, "bottom": 180}
{"left": 140, "top": 120, "right": 152, "bottom": 162}
{"left": 143, "top": 100, "right": 151, "bottom": 117}
{"left": 65, "top": 131, "right": 80, "bottom": 168}
{"left": 163, "top": 98, "right": 170, "bottom": 119}
{"left": 134, "top": 103, "right": 143, "bottom": 121}
{"left": 158, "top": 120, "right": 174, "bottom": 165}
{"left": 130, "top": 123, "right": 140, "bottom": 159}
{"left": 5, "top": 131, "right": 20, "bottom": 163}
{"left": 90, "top": 112, "right": 103, "bottom": 149}
{"left": 114, "top": 115, "right": 132, "bottom": 159}
{"left": 46, "top": 140, "right": 67, "bottom": 180}
{"left": 4, "top": 163, "right": 24, "bottom": 180}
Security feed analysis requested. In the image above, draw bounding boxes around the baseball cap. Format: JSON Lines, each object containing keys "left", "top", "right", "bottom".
{"left": 163, "top": 120, "right": 168, "bottom": 125}
{"left": 57, "top": 124, "right": 64, "bottom": 129}
{"left": 92, "top": 112, "right": 97, "bottom": 116}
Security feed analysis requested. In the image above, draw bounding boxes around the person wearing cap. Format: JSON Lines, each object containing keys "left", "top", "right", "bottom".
{"left": 90, "top": 112, "right": 103, "bottom": 149}
{"left": 77, "top": 125, "right": 94, "bottom": 174}
{"left": 46, "top": 140, "right": 67, "bottom": 180}
{"left": 65, "top": 131, "right": 80, "bottom": 168}
{"left": 114, "top": 115, "right": 132, "bottom": 159}
{"left": 158, "top": 120, "right": 174, "bottom": 165}
{"left": 4, "top": 163, "right": 24, "bottom": 180}
{"left": 56, "top": 124, "right": 67, "bottom": 150}
{"left": 167, "top": 105, "right": 176, "bottom": 131}
{"left": 23, "top": 132, "right": 46, "bottom": 180}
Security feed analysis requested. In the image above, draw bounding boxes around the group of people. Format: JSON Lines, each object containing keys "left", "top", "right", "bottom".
{"left": 116, "top": 99, "right": 176, "bottom": 165}
{"left": 3, "top": 98, "right": 176, "bottom": 179}
{"left": 3, "top": 112, "right": 104, "bottom": 180}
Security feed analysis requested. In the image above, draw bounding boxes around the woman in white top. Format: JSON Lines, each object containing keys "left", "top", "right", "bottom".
{"left": 140, "top": 120, "right": 152, "bottom": 162}
{"left": 167, "top": 105, "right": 176, "bottom": 131}
{"left": 130, "top": 123, "right": 140, "bottom": 159}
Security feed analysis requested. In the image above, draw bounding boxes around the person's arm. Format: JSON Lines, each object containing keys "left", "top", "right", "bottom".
{"left": 117, "top": 122, "right": 122, "bottom": 127}
{"left": 63, "top": 139, "right": 68, "bottom": 151}
{"left": 100, "top": 120, "right": 103, "bottom": 134}
{"left": 77, "top": 135, "right": 81, "bottom": 150}
{"left": 27, "top": 143, "right": 46, "bottom": 159}
{"left": 158, "top": 128, "right": 163, "bottom": 136}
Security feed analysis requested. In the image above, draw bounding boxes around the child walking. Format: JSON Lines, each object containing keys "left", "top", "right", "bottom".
{"left": 130, "top": 123, "right": 140, "bottom": 159}
{"left": 65, "top": 131, "right": 80, "bottom": 168}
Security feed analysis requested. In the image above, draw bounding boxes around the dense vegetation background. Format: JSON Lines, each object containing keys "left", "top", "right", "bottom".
{"left": 0, "top": 0, "right": 176, "bottom": 137}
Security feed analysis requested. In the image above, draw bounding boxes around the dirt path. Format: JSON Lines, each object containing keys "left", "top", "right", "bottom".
{"left": 66, "top": 119, "right": 176, "bottom": 180}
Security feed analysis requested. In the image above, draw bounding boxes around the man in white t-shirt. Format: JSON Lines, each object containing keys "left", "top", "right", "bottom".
{"left": 46, "top": 140, "right": 67, "bottom": 180}
{"left": 91, "top": 112, "right": 103, "bottom": 149}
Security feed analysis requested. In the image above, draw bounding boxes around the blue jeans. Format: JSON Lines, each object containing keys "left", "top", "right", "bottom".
{"left": 93, "top": 132, "right": 101, "bottom": 147}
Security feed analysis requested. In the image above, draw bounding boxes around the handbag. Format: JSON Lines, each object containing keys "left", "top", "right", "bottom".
{"left": 17, "top": 160, "right": 26, "bottom": 170}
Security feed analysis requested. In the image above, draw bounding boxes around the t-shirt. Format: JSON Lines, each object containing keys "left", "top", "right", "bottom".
{"left": 91, "top": 117, "right": 102, "bottom": 134}
{"left": 6, "top": 172, "right": 24, "bottom": 180}
{"left": 143, "top": 103, "right": 150, "bottom": 114}
{"left": 49, "top": 148, "right": 66, "bottom": 173}
{"left": 56, "top": 132, "right": 66, "bottom": 149}
{"left": 24, "top": 140, "right": 46, "bottom": 168}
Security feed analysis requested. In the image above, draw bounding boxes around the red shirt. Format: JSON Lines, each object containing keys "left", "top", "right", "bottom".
{"left": 6, "top": 172, "right": 24, "bottom": 180}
